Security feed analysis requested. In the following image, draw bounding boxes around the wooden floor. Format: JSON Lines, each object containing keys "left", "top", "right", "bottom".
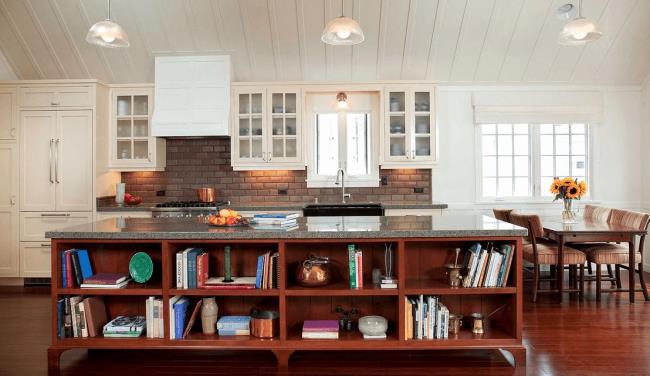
{"left": 1, "top": 273, "right": 649, "bottom": 376}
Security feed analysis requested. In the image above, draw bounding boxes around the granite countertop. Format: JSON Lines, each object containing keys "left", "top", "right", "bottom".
{"left": 46, "top": 215, "right": 526, "bottom": 240}
{"left": 96, "top": 202, "right": 449, "bottom": 212}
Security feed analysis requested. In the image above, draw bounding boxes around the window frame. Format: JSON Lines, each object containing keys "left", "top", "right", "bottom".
{"left": 476, "top": 122, "right": 591, "bottom": 202}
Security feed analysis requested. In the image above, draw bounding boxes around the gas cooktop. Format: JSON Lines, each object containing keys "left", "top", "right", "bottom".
{"left": 154, "top": 200, "right": 229, "bottom": 208}
{"left": 151, "top": 201, "right": 230, "bottom": 218}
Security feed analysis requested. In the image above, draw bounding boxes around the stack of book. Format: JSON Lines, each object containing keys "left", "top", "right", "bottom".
{"left": 61, "top": 249, "right": 93, "bottom": 288}
{"left": 57, "top": 296, "right": 108, "bottom": 338}
{"left": 405, "top": 295, "right": 449, "bottom": 340}
{"left": 103, "top": 316, "right": 146, "bottom": 338}
{"left": 169, "top": 295, "right": 190, "bottom": 340}
{"left": 462, "top": 243, "right": 515, "bottom": 288}
{"left": 217, "top": 316, "right": 251, "bottom": 336}
{"left": 255, "top": 251, "right": 279, "bottom": 289}
{"left": 80, "top": 273, "right": 130, "bottom": 289}
{"left": 347, "top": 244, "right": 363, "bottom": 289}
{"left": 175, "top": 248, "right": 208, "bottom": 289}
{"left": 379, "top": 277, "right": 398, "bottom": 289}
{"left": 145, "top": 296, "right": 164, "bottom": 339}
{"left": 251, "top": 213, "right": 300, "bottom": 231}
{"left": 202, "top": 276, "right": 257, "bottom": 290}
{"left": 302, "top": 320, "right": 339, "bottom": 339}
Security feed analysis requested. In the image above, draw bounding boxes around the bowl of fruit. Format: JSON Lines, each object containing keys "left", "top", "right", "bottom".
{"left": 124, "top": 193, "right": 143, "bottom": 206}
{"left": 207, "top": 209, "right": 250, "bottom": 227}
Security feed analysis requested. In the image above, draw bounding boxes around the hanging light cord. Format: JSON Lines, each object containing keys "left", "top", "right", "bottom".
{"left": 578, "top": 0, "right": 582, "bottom": 18}
{"left": 107, "top": 0, "right": 111, "bottom": 21}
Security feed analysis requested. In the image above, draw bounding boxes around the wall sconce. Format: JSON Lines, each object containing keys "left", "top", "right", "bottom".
{"left": 336, "top": 92, "right": 348, "bottom": 109}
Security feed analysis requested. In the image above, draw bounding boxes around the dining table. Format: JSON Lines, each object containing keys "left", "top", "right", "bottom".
{"left": 542, "top": 218, "right": 648, "bottom": 302}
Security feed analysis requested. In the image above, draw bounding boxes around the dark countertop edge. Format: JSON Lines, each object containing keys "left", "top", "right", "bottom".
{"left": 46, "top": 229, "right": 526, "bottom": 240}
{"left": 96, "top": 203, "right": 449, "bottom": 212}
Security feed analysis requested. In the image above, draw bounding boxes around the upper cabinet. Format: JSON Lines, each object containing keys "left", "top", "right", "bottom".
{"left": 19, "top": 85, "right": 93, "bottom": 108}
{"left": 108, "top": 88, "right": 165, "bottom": 171}
{"left": 0, "top": 88, "right": 17, "bottom": 140}
{"left": 231, "top": 86, "right": 303, "bottom": 170}
{"left": 381, "top": 86, "right": 436, "bottom": 168}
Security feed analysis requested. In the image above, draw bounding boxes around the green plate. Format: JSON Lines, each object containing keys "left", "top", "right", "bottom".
{"left": 129, "top": 252, "right": 153, "bottom": 284}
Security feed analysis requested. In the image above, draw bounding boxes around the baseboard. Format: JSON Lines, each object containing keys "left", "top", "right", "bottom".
{"left": 0, "top": 278, "right": 24, "bottom": 286}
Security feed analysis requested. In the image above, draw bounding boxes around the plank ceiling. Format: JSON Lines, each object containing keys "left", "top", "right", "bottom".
{"left": 0, "top": 0, "right": 649, "bottom": 84}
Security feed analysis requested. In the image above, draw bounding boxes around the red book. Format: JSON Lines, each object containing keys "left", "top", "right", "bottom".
{"left": 356, "top": 250, "right": 363, "bottom": 288}
{"left": 82, "top": 273, "right": 129, "bottom": 285}
{"left": 196, "top": 253, "right": 209, "bottom": 287}
{"left": 65, "top": 251, "right": 73, "bottom": 287}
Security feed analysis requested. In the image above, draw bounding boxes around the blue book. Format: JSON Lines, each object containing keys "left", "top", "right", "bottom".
{"left": 255, "top": 255, "right": 264, "bottom": 289}
{"left": 253, "top": 213, "right": 299, "bottom": 220}
{"left": 57, "top": 299, "right": 64, "bottom": 338}
{"left": 187, "top": 249, "right": 203, "bottom": 289}
{"left": 173, "top": 297, "right": 189, "bottom": 339}
{"left": 496, "top": 245, "right": 512, "bottom": 286}
{"left": 61, "top": 251, "right": 67, "bottom": 288}
{"left": 218, "top": 329, "right": 250, "bottom": 336}
{"left": 216, "top": 316, "right": 251, "bottom": 331}
{"left": 76, "top": 249, "right": 93, "bottom": 282}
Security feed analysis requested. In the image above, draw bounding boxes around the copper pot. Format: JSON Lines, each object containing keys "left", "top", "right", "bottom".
{"left": 196, "top": 188, "right": 216, "bottom": 203}
{"left": 295, "top": 254, "right": 330, "bottom": 287}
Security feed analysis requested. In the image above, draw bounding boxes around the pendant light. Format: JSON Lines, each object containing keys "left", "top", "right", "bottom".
{"left": 336, "top": 92, "right": 348, "bottom": 109}
{"left": 321, "top": 1, "right": 364, "bottom": 45}
{"left": 558, "top": 0, "right": 602, "bottom": 46}
{"left": 86, "top": 0, "right": 130, "bottom": 48}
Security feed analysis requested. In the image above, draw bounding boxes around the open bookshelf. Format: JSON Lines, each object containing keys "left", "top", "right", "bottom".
{"left": 48, "top": 236, "right": 525, "bottom": 372}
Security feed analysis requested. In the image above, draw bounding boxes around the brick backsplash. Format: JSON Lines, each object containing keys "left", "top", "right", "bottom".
{"left": 121, "top": 138, "right": 431, "bottom": 205}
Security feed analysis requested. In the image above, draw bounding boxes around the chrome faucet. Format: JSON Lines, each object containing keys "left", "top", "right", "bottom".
{"left": 335, "top": 168, "right": 351, "bottom": 203}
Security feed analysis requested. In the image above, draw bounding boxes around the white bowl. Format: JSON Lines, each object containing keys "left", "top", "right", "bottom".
{"left": 358, "top": 315, "right": 388, "bottom": 336}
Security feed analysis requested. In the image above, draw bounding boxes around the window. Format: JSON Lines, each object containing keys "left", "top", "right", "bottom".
{"left": 478, "top": 123, "right": 589, "bottom": 200}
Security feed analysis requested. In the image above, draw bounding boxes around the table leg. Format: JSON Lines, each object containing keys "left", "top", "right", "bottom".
{"left": 557, "top": 235, "right": 564, "bottom": 303}
{"left": 629, "top": 241, "right": 635, "bottom": 303}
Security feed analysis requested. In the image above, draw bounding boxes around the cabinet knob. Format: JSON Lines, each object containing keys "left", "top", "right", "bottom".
{"left": 10, "top": 127, "right": 16, "bottom": 138}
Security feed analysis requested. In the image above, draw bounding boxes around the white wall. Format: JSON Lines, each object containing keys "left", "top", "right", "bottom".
{"left": 0, "top": 49, "right": 16, "bottom": 80}
{"left": 432, "top": 85, "right": 643, "bottom": 216}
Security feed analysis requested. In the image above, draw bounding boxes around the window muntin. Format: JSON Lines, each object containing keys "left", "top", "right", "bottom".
{"left": 480, "top": 124, "right": 530, "bottom": 198}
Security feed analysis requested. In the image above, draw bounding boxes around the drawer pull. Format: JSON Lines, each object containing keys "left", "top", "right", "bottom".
{"left": 40, "top": 213, "right": 71, "bottom": 217}
{"left": 40, "top": 243, "right": 50, "bottom": 247}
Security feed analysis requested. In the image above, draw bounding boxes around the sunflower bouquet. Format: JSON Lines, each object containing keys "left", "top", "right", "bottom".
{"left": 549, "top": 177, "right": 587, "bottom": 201}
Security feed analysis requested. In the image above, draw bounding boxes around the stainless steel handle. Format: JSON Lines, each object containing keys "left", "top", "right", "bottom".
{"left": 10, "top": 127, "right": 16, "bottom": 138}
{"left": 40, "top": 213, "right": 71, "bottom": 217}
{"left": 262, "top": 153, "right": 266, "bottom": 162}
{"left": 40, "top": 243, "right": 51, "bottom": 248}
{"left": 48, "top": 139, "right": 54, "bottom": 183}
{"left": 50, "top": 102, "right": 59, "bottom": 106}
{"left": 55, "top": 139, "right": 60, "bottom": 183}
{"left": 148, "top": 153, "right": 152, "bottom": 163}
{"left": 267, "top": 152, "right": 272, "bottom": 162}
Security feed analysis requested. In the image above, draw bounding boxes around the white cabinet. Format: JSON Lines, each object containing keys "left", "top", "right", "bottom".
{"left": 19, "top": 85, "right": 93, "bottom": 108}
{"left": 0, "top": 142, "right": 18, "bottom": 277}
{"left": 20, "top": 110, "right": 93, "bottom": 212}
{"left": 95, "top": 211, "right": 151, "bottom": 221}
{"left": 0, "top": 88, "right": 17, "bottom": 140}
{"left": 232, "top": 86, "right": 303, "bottom": 170}
{"left": 19, "top": 242, "right": 51, "bottom": 278}
{"left": 109, "top": 88, "right": 165, "bottom": 171}
{"left": 381, "top": 86, "right": 436, "bottom": 168}
{"left": 20, "top": 212, "right": 93, "bottom": 242}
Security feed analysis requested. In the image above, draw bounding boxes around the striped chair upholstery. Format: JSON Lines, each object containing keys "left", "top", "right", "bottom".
{"left": 583, "top": 205, "right": 611, "bottom": 222}
{"left": 493, "top": 208, "right": 515, "bottom": 223}
{"left": 580, "top": 209, "right": 650, "bottom": 265}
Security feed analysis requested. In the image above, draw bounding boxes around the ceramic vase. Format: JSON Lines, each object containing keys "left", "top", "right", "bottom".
{"left": 201, "top": 297, "right": 218, "bottom": 335}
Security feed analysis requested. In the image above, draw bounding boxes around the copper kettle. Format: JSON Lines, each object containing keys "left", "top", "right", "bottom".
{"left": 295, "top": 254, "right": 330, "bottom": 287}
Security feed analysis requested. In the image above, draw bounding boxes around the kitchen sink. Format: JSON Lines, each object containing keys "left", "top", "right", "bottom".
{"left": 302, "top": 203, "right": 385, "bottom": 217}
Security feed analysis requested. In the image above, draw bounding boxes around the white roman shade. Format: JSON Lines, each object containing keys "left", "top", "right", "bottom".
{"left": 472, "top": 90, "right": 603, "bottom": 124}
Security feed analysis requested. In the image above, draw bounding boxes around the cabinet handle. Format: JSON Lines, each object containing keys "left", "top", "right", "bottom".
{"left": 148, "top": 153, "right": 152, "bottom": 163}
{"left": 55, "top": 139, "right": 60, "bottom": 183}
{"left": 40, "top": 243, "right": 51, "bottom": 248}
{"left": 50, "top": 102, "right": 59, "bottom": 106}
{"left": 267, "top": 152, "right": 272, "bottom": 162}
{"left": 262, "top": 153, "right": 266, "bottom": 162}
{"left": 10, "top": 196, "right": 15, "bottom": 206}
{"left": 10, "top": 127, "right": 16, "bottom": 138}
{"left": 40, "top": 213, "right": 71, "bottom": 217}
{"left": 48, "top": 139, "right": 54, "bottom": 183}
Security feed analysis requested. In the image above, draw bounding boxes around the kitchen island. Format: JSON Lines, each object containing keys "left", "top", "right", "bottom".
{"left": 46, "top": 215, "right": 527, "bottom": 373}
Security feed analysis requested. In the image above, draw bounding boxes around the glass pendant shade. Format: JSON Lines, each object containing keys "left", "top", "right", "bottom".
{"left": 558, "top": 17, "right": 602, "bottom": 45}
{"left": 86, "top": 20, "right": 130, "bottom": 48}
{"left": 321, "top": 16, "right": 364, "bottom": 45}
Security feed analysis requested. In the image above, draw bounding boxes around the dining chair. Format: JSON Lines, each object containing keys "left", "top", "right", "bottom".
{"left": 509, "top": 212, "right": 586, "bottom": 302}
{"left": 581, "top": 205, "right": 617, "bottom": 285}
{"left": 493, "top": 208, "right": 515, "bottom": 223}
{"left": 573, "top": 209, "right": 650, "bottom": 302}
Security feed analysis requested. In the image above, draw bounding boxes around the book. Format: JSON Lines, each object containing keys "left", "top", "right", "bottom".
{"left": 302, "top": 332, "right": 338, "bottom": 339}
{"left": 173, "top": 297, "right": 190, "bottom": 340}
{"left": 69, "top": 296, "right": 82, "bottom": 337}
{"left": 253, "top": 213, "right": 299, "bottom": 220}
{"left": 302, "top": 320, "right": 339, "bottom": 332}
{"left": 61, "top": 252, "right": 67, "bottom": 288}
{"left": 196, "top": 252, "right": 209, "bottom": 287}
{"left": 181, "top": 248, "right": 192, "bottom": 288}
{"left": 65, "top": 250, "right": 74, "bottom": 287}
{"left": 57, "top": 299, "right": 64, "bottom": 338}
{"left": 255, "top": 255, "right": 264, "bottom": 289}
{"left": 76, "top": 249, "right": 93, "bottom": 282}
{"left": 251, "top": 218, "right": 297, "bottom": 225}
{"left": 218, "top": 329, "right": 251, "bottom": 336}
{"left": 499, "top": 244, "right": 515, "bottom": 287}
{"left": 168, "top": 295, "right": 181, "bottom": 339}
{"left": 250, "top": 224, "right": 299, "bottom": 231}
{"left": 156, "top": 299, "right": 164, "bottom": 338}
{"left": 380, "top": 283, "right": 397, "bottom": 289}
{"left": 187, "top": 249, "right": 203, "bottom": 289}
{"left": 71, "top": 250, "right": 83, "bottom": 286}
{"left": 199, "top": 284, "right": 256, "bottom": 290}
{"left": 82, "top": 273, "right": 129, "bottom": 285}
{"left": 355, "top": 248, "right": 363, "bottom": 288}
{"left": 176, "top": 252, "right": 183, "bottom": 288}
{"left": 103, "top": 316, "right": 145, "bottom": 337}
{"left": 271, "top": 252, "right": 279, "bottom": 289}
{"left": 63, "top": 297, "right": 72, "bottom": 338}
{"left": 183, "top": 300, "right": 203, "bottom": 339}
{"left": 348, "top": 244, "right": 357, "bottom": 289}
{"left": 80, "top": 280, "right": 130, "bottom": 289}
{"left": 82, "top": 297, "right": 107, "bottom": 338}
{"left": 217, "top": 316, "right": 251, "bottom": 331}
{"left": 205, "top": 277, "right": 256, "bottom": 286}
{"left": 146, "top": 297, "right": 153, "bottom": 338}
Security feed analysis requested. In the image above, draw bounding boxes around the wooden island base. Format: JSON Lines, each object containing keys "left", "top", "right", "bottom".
{"left": 47, "top": 216, "right": 526, "bottom": 374}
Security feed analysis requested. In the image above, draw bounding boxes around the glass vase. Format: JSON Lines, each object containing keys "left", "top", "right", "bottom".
{"left": 562, "top": 199, "right": 577, "bottom": 224}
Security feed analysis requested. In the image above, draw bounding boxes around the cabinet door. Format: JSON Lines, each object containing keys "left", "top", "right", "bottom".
{"left": 409, "top": 89, "right": 435, "bottom": 161}
{"left": 20, "top": 111, "right": 57, "bottom": 211}
{"left": 20, "top": 212, "right": 93, "bottom": 242}
{"left": 268, "top": 89, "right": 301, "bottom": 164}
{"left": 233, "top": 90, "right": 267, "bottom": 164}
{"left": 384, "top": 89, "right": 410, "bottom": 162}
{"left": 20, "top": 242, "right": 51, "bottom": 278}
{"left": 0, "top": 88, "right": 17, "bottom": 140}
{"left": 0, "top": 143, "right": 18, "bottom": 277}
{"left": 56, "top": 111, "right": 93, "bottom": 211}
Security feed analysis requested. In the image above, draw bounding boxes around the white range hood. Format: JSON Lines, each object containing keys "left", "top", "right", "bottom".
{"left": 151, "top": 55, "right": 230, "bottom": 137}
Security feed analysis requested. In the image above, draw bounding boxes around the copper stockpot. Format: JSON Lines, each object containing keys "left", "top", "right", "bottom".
{"left": 196, "top": 188, "right": 216, "bottom": 203}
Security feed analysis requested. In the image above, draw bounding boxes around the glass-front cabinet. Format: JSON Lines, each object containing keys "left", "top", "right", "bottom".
{"left": 232, "top": 86, "right": 303, "bottom": 170}
{"left": 109, "top": 87, "right": 165, "bottom": 171}
{"left": 381, "top": 86, "right": 436, "bottom": 168}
